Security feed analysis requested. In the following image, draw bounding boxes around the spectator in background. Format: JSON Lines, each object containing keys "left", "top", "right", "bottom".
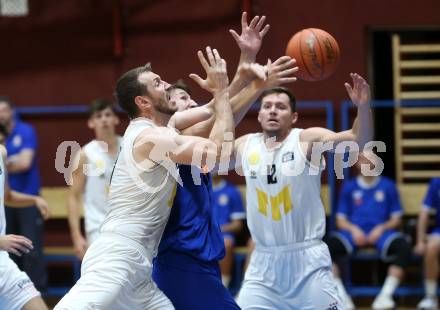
{"left": 212, "top": 174, "right": 246, "bottom": 288}
{"left": 0, "top": 96, "right": 46, "bottom": 292}
{"left": 325, "top": 151, "right": 412, "bottom": 310}
{"left": 67, "top": 99, "right": 121, "bottom": 260}
{"left": 415, "top": 177, "right": 440, "bottom": 310}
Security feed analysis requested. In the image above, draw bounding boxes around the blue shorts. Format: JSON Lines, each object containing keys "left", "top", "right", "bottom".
{"left": 153, "top": 253, "right": 239, "bottom": 310}
{"left": 333, "top": 229, "right": 403, "bottom": 260}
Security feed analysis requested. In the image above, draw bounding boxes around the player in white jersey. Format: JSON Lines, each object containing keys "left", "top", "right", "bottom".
{"left": 55, "top": 47, "right": 235, "bottom": 310}
{"left": 67, "top": 99, "right": 121, "bottom": 259}
{"left": 234, "top": 74, "right": 373, "bottom": 310}
{"left": 0, "top": 138, "right": 50, "bottom": 310}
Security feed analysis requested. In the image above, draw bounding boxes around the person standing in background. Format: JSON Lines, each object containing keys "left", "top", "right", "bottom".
{"left": 212, "top": 174, "right": 246, "bottom": 288}
{"left": 0, "top": 96, "right": 46, "bottom": 292}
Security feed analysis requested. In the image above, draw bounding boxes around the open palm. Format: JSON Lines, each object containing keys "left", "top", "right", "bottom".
{"left": 345, "top": 73, "right": 371, "bottom": 108}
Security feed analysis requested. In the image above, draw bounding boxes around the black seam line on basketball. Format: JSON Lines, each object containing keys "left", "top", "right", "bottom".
{"left": 309, "top": 28, "right": 325, "bottom": 80}
{"left": 298, "top": 30, "right": 315, "bottom": 81}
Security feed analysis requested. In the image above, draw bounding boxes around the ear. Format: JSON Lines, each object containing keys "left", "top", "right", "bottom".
{"left": 114, "top": 114, "right": 120, "bottom": 126}
{"left": 134, "top": 96, "right": 150, "bottom": 111}
{"left": 87, "top": 118, "right": 95, "bottom": 130}
{"left": 291, "top": 112, "right": 299, "bottom": 125}
{"left": 257, "top": 110, "right": 262, "bottom": 124}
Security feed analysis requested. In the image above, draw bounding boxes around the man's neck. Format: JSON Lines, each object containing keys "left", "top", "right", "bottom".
{"left": 361, "top": 175, "right": 377, "bottom": 184}
{"left": 95, "top": 131, "right": 119, "bottom": 156}
{"left": 263, "top": 129, "right": 291, "bottom": 148}
{"left": 138, "top": 111, "right": 171, "bottom": 127}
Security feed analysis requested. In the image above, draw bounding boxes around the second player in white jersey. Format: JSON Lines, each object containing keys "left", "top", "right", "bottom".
{"left": 235, "top": 74, "right": 373, "bottom": 310}
{"left": 82, "top": 138, "right": 121, "bottom": 242}
{"left": 242, "top": 128, "right": 325, "bottom": 246}
{"left": 67, "top": 99, "right": 121, "bottom": 260}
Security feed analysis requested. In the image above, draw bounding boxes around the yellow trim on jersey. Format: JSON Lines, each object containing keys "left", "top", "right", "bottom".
{"left": 167, "top": 182, "right": 177, "bottom": 208}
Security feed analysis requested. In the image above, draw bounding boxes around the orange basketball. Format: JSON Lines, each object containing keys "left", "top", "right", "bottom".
{"left": 286, "top": 28, "right": 340, "bottom": 81}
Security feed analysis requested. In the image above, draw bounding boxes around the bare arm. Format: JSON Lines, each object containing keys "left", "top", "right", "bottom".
{"left": 135, "top": 48, "right": 234, "bottom": 169}
{"left": 0, "top": 146, "right": 50, "bottom": 219}
{"left": 228, "top": 12, "right": 270, "bottom": 97}
{"left": 381, "top": 215, "right": 401, "bottom": 230}
{"left": 67, "top": 150, "right": 88, "bottom": 259}
{"left": 180, "top": 56, "right": 297, "bottom": 138}
{"left": 300, "top": 73, "right": 373, "bottom": 158}
{"left": 336, "top": 215, "right": 359, "bottom": 233}
{"left": 415, "top": 208, "right": 430, "bottom": 254}
{"left": 7, "top": 149, "right": 34, "bottom": 173}
{"left": 221, "top": 219, "right": 243, "bottom": 234}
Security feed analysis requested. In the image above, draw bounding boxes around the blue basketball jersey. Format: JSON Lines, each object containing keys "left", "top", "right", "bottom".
{"left": 336, "top": 176, "right": 403, "bottom": 233}
{"left": 6, "top": 120, "right": 40, "bottom": 195}
{"left": 212, "top": 180, "right": 245, "bottom": 228}
{"left": 156, "top": 165, "right": 225, "bottom": 271}
{"left": 423, "top": 178, "right": 440, "bottom": 228}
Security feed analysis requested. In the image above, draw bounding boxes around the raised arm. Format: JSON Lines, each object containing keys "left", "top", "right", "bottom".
{"left": 300, "top": 73, "right": 373, "bottom": 158}
{"left": 1, "top": 145, "right": 50, "bottom": 219}
{"left": 135, "top": 47, "right": 233, "bottom": 170}
{"left": 178, "top": 56, "right": 298, "bottom": 138}
{"left": 228, "top": 12, "right": 270, "bottom": 98}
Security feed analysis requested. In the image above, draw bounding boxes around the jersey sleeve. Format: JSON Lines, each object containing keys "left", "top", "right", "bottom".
{"left": 387, "top": 181, "right": 403, "bottom": 218}
{"left": 21, "top": 125, "right": 38, "bottom": 151}
{"left": 228, "top": 185, "right": 246, "bottom": 220}
{"left": 336, "top": 181, "right": 352, "bottom": 219}
{"left": 423, "top": 179, "right": 439, "bottom": 210}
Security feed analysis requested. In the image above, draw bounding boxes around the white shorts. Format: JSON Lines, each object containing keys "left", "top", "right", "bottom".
{"left": 55, "top": 233, "right": 174, "bottom": 310}
{"left": 0, "top": 251, "right": 40, "bottom": 310}
{"left": 237, "top": 240, "right": 343, "bottom": 310}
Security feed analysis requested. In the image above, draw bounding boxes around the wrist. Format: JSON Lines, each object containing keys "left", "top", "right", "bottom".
{"left": 213, "top": 89, "right": 229, "bottom": 98}
{"left": 240, "top": 52, "right": 256, "bottom": 63}
{"left": 71, "top": 231, "right": 83, "bottom": 241}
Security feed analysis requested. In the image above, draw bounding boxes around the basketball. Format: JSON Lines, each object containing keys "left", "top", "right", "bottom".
{"left": 286, "top": 28, "right": 340, "bottom": 81}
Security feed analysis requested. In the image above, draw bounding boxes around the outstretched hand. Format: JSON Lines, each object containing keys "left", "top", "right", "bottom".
{"left": 345, "top": 73, "right": 371, "bottom": 108}
{"left": 262, "top": 56, "right": 298, "bottom": 88}
{"left": 189, "top": 47, "right": 229, "bottom": 94}
{"left": 229, "top": 12, "right": 270, "bottom": 59}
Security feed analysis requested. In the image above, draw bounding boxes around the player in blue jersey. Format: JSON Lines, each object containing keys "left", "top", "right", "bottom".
{"left": 153, "top": 12, "right": 298, "bottom": 309}
{"left": 212, "top": 174, "right": 246, "bottom": 288}
{"left": 0, "top": 96, "right": 46, "bottom": 292}
{"left": 326, "top": 152, "right": 412, "bottom": 310}
{"left": 415, "top": 177, "right": 440, "bottom": 309}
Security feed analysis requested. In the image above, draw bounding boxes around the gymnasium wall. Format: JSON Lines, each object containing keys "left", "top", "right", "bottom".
{"left": 0, "top": 0, "right": 439, "bottom": 186}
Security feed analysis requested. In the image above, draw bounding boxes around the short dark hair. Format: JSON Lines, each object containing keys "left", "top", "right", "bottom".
{"left": 260, "top": 87, "right": 296, "bottom": 112}
{"left": 114, "top": 63, "right": 152, "bottom": 119}
{"left": 0, "top": 96, "right": 13, "bottom": 108}
{"left": 88, "top": 99, "right": 116, "bottom": 118}
{"left": 168, "top": 79, "right": 191, "bottom": 95}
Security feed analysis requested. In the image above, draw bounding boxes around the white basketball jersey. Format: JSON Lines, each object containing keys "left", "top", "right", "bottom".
{"left": 0, "top": 154, "right": 5, "bottom": 236}
{"left": 82, "top": 137, "right": 121, "bottom": 239}
{"left": 100, "top": 118, "right": 177, "bottom": 257}
{"left": 241, "top": 128, "right": 326, "bottom": 247}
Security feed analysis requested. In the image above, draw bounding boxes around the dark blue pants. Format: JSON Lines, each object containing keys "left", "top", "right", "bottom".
{"left": 5, "top": 206, "right": 47, "bottom": 292}
{"left": 153, "top": 260, "right": 240, "bottom": 310}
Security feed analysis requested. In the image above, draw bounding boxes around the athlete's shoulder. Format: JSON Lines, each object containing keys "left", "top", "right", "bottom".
{"left": 343, "top": 177, "right": 358, "bottom": 190}
{"left": 379, "top": 176, "right": 397, "bottom": 188}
